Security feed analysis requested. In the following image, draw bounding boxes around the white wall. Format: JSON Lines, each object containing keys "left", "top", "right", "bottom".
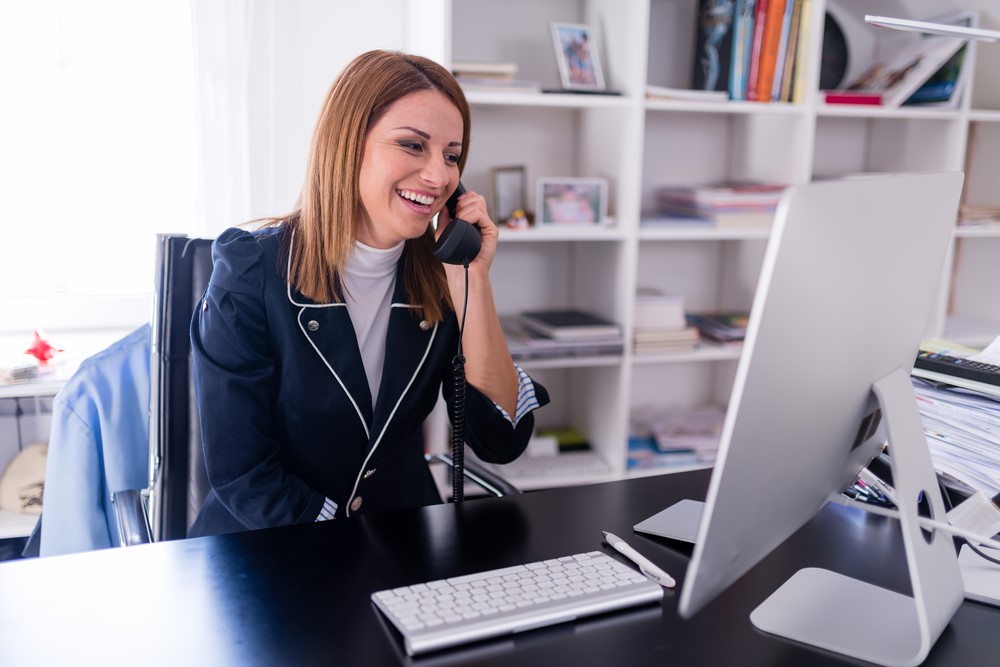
{"left": 198, "top": 0, "right": 409, "bottom": 236}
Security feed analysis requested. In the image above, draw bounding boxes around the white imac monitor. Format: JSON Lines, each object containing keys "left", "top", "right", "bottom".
{"left": 675, "top": 172, "right": 965, "bottom": 666}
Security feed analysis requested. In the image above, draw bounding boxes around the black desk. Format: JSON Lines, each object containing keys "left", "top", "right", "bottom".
{"left": 1, "top": 470, "right": 998, "bottom": 666}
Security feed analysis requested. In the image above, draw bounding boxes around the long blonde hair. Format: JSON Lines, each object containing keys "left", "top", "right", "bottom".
{"left": 270, "top": 50, "right": 471, "bottom": 324}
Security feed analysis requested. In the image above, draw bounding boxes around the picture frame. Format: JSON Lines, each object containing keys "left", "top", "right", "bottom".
{"left": 491, "top": 165, "right": 527, "bottom": 223}
{"left": 536, "top": 177, "right": 609, "bottom": 226}
{"left": 550, "top": 22, "right": 606, "bottom": 91}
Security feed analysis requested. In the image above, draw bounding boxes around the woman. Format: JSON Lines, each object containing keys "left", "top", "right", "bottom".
{"left": 189, "top": 50, "right": 548, "bottom": 536}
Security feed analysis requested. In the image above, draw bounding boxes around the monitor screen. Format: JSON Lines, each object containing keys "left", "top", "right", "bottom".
{"left": 674, "top": 172, "right": 965, "bottom": 665}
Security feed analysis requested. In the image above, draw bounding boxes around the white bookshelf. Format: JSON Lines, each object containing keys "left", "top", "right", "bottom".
{"left": 415, "top": 0, "right": 1000, "bottom": 491}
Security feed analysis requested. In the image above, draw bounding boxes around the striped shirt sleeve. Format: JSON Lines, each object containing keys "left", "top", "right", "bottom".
{"left": 493, "top": 364, "right": 541, "bottom": 428}
{"left": 316, "top": 497, "right": 338, "bottom": 522}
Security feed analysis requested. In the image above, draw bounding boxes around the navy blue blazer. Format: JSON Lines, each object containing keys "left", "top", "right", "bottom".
{"left": 189, "top": 226, "right": 548, "bottom": 537}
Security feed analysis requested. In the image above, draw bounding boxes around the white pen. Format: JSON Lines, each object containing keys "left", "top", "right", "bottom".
{"left": 602, "top": 531, "right": 676, "bottom": 588}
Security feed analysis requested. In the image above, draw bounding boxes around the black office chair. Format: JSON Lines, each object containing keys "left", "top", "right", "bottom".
{"left": 113, "top": 234, "right": 517, "bottom": 546}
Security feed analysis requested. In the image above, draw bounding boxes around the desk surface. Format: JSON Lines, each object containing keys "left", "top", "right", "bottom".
{"left": 1, "top": 470, "right": 998, "bottom": 666}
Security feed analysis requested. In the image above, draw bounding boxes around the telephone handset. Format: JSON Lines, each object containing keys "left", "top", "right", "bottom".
{"left": 433, "top": 182, "right": 481, "bottom": 265}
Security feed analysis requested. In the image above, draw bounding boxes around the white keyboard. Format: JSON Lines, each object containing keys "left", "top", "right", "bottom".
{"left": 371, "top": 550, "right": 663, "bottom": 656}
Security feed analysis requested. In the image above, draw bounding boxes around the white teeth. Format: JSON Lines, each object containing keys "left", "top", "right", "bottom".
{"left": 398, "top": 189, "right": 434, "bottom": 206}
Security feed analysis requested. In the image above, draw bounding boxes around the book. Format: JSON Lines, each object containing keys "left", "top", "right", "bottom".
{"left": 645, "top": 85, "right": 728, "bottom": 102}
{"left": 451, "top": 61, "right": 519, "bottom": 78}
{"left": 904, "top": 45, "right": 967, "bottom": 107}
{"left": 728, "top": 0, "right": 757, "bottom": 101}
{"left": 768, "top": 0, "right": 795, "bottom": 101}
{"left": 824, "top": 90, "right": 883, "bottom": 105}
{"left": 687, "top": 312, "right": 749, "bottom": 341}
{"left": 753, "top": 0, "right": 786, "bottom": 102}
{"left": 456, "top": 76, "right": 541, "bottom": 93}
{"left": 634, "top": 288, "right": 687, "bottom": 331}
{"left": 827, "top": 30, "right": 969, "bottom": 108}
{"left": 744, "top": 0, "right": 769, "bottom": 101}
{"left": 691, "top": 0, "right": 736, "bottom": 93}
{"left": 633, "top": 326, "right": 701, "bottom": 354}
{"left": 519, "top": 310, "right": 623, "bottom": 341}
{"left": 789, "top": 0, "right": 810, "bottom": 103}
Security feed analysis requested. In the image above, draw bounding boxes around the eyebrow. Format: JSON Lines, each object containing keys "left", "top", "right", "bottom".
{"left": 393, "top": 126, "right": 462, "bottom": 148}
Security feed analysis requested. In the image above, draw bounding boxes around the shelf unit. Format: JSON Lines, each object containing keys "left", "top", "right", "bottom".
{"left": 416, "top": 0, "right": 1000, "bottom": 491}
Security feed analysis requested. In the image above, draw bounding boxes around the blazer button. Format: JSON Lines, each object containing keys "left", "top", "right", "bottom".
{"left": 350, "top": 496, "right": 363, "bottom": 512}
{"left": 419, "top": 320, "right": 430, "bottom": 331}
{"left": 308, "top": 320, "right": 319, "bottom": 331}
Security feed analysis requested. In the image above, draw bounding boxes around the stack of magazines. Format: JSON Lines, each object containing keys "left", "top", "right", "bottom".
{"left": 653, "top": 181, "right": 787, "bottom": 229}
{"left": 501, "top": 310, "right": 623, "bottom": 361}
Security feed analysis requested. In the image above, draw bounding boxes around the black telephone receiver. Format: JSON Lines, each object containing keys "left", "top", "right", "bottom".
{"left": 433, "top": 182, "right": 481, "bottom": 265}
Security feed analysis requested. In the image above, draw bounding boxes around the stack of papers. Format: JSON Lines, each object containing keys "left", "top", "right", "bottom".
{"left": 913, "top": 378, "right": 1000, "bottom": 497}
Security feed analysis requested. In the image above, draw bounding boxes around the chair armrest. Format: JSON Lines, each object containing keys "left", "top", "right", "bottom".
{"left": 112, "top": 490, "right": 153, "bottom": 546}
{"left": 425, "top": 453, "right": 522, "bottom": 498}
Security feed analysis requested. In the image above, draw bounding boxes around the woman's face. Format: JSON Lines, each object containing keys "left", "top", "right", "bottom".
{"left": 357, "top": 89, "right": 463, "bottom": 248}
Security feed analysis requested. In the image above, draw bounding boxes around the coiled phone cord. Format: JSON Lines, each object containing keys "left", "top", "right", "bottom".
{"left": 451, "top": 261, "right": 470, "bottom": 502}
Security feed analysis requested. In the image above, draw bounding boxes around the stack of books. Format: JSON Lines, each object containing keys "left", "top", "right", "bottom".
{"left": 451, "top": 61, "right": 540, "bottom": 93}
{"left": 628, "top": 405, "right": 725, "bottom": 470}
{"left": 501, "top": 311, "right": 623, "bottom": 361}
{"left": 959, "top": 204, "right": 1000, "bottom": 226}
{"left": 653, "top": 181, "right": 787, "bottom": 229}
{"left": 687, "top": 312, "right": 749, "bottom": 343}
{"left": 633, "top": 288, "right": 699, "bottom": 354}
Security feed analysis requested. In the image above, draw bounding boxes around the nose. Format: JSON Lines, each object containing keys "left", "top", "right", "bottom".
{"left": 419, "top": 158, "right": 450, "bottom": 190}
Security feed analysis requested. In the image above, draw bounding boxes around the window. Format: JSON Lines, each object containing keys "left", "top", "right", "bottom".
{"left": 0, "top": 1, "right": 200, "bottom": 331}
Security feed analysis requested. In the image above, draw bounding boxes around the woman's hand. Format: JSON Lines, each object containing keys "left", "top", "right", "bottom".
{"left": 436, "top": 188, "right": 498, "bottom": 271}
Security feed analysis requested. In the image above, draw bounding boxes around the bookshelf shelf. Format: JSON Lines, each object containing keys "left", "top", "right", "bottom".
{"left": 500, "top": 226, "right": 628, "bottom": 242}
{"left": 954, "top": 225, "right": 1000, "bottom": 239}
{"left": 638, "top": 226, "right": 771, "bottom": 242}
{"left": 464, "top": 90, "right": 633, "bottom": 109}
{"left": 632, "top": 342, "right": 743, "bottom": 366}
{"left": 816, "top": 104, "right": 963, "bottom": 120}
{"left": 416, "top": 0, "right": 1000, "bottom": 492}
{"left": 644, "top": 100, "right": 805, "bottom": 116}
{"left": 969, "top": 109, "right": 1000, "bottom": 122}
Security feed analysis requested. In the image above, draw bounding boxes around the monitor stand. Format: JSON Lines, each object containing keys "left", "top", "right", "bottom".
{"left": 750, "top": 367, "right": 964, "bottom": 667}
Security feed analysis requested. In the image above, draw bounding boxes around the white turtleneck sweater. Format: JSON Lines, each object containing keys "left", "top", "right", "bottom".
{"left": 342, "top": 240, "right": 405, "bottom": 408}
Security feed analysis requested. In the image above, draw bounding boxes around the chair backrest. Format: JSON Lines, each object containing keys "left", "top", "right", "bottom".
{"left": 148, "top": 234, "right": 213, "bottom": 541}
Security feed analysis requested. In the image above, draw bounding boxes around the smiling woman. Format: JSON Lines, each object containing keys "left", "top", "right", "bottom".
{"left": 0, "top": 1, "right": 200, "bottom": 332}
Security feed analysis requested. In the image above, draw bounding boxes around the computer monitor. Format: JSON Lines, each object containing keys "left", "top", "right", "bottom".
{"left": 674, "top": 172, "right": 965, "bottom": 666}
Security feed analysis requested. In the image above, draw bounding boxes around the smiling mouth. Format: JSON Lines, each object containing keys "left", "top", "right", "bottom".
{"left": 397, "top": 189, "right": 436, "bottom": 213}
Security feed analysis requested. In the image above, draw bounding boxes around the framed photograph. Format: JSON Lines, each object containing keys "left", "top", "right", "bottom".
{"left": 550, "top": 22, "right": 606, "bottom": 91}
{"left": 536, "top": 178, "right": 609, "bottom": 226}
{"left": 491, "top": 165, "right": 527, "bottom": 223}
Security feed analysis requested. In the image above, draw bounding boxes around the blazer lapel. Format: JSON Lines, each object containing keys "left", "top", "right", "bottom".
{"left": 371, "top": 276, "right": 437, "bottom": 440}
{"left": 293, "top": 296, "right": 375, "bottom": 434}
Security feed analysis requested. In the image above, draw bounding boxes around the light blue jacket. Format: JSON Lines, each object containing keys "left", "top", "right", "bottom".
{"left": 38, "top": 324, "right": 150, "bottom": 556}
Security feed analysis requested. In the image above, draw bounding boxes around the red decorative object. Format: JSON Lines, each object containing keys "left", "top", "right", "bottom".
{"left": 24, "top": 330, "right": 62, "bottom": 364}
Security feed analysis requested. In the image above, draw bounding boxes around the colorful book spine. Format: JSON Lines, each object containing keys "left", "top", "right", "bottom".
{"left": 770, "top": 0, "right": 796, "bottom": 101}
{"left": 778, "top": 0, "right": 802, "bottom": 101}
{"left": 753, "top": 0, "right": 786, "bottom": 101}
{"left": 744, "top": 0, "right": 769, "bottom": 101}
{"left": 790, "top": 0, "right": 811, "bottom": 104}
{"left": 728, "top": 0, "right": 757, "bottom": 101}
